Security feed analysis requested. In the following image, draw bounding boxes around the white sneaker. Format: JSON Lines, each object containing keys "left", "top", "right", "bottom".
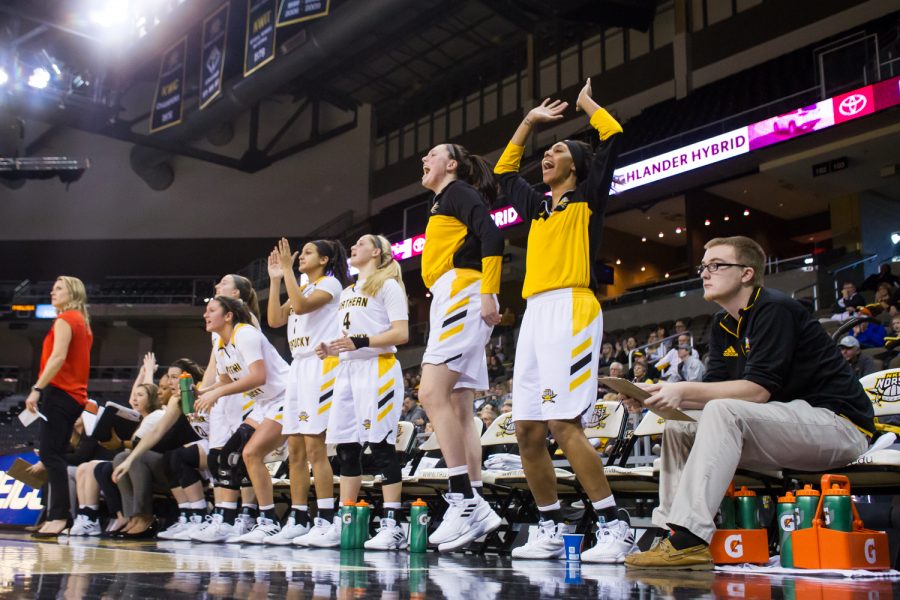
{"left": 430, "top": 493, "right": 501, "bottom": 552}
{"left": 581, "top": 519, "right": 636, "bottom": 564}
{"left": 157, "top": 513, "right": 190, "bottom": 540}
{"left": 172, "top": 514, "right": 207, "bottom": 541}
{"left": 68, "top": 514, "right": 101, "bottom": 537}
{"left": 300, "top": 517, "right": 341, "bottom": 548}
{"left": 263, "top": 516, "right": 309, "bottom": 545}
{"left": 363, "top": 518, "right": 407, "bottom": 550}
{"left": 225, "top": 512, "right": 254, "bottom": 543}
{"left": 234, "top": 517, "right": 280, "bottom": 544}
{"left": 190, "top": 514, "right": 235, "bottom": 543}
{"left": 511, "top": 520, "right": 568, "bottom": 559}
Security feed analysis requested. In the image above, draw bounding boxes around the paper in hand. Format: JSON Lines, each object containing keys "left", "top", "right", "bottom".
{"left": 598, "top": 377, "right": 695, "bottom": 422}
{"left": 18, "top": 408, "right": 47, "bottom": 427}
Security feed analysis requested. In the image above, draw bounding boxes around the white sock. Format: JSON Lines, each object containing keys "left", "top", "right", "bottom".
{"left": 218, "top": 502, "right": 238, "bottom": 510}
{"left": 592, "top": 496, "right": 616, "bottom": 511}
{"left": 317, "top": 498, "right": 335, "bottom": 510}
{"left": 291, "top": 504, "right": 308, "bottom": 511}
{"left": 447, "top": 465, "right": 468, "bottom": 477}
{"left": 178, "top": 503, "right": 191, "bottom": 510}
{"left": 189, "top": 500, "right": 207, "bottom": 510}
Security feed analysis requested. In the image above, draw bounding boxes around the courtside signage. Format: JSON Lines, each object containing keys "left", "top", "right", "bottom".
{"left": 0, "top": 452, "right": 43, "bottom": 526}
{"left": 391, "top": 75, "right": 900, "bottom": 261}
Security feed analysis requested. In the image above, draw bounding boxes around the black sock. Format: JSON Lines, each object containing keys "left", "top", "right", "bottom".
{"left": 319, "top": 508, "right": 335, "bottom": 523}
{"left": 220, "top": 506, "right": 238, "bottom": 524}
{"left": 289, "top": 508, "right": 310, "bottom": 527}
{"left": 384, "top": 507, "right": 406, "bottom": 523}
{"left": 668, "top": 524, "right": 707, "bottom": 550}
{"left": 449, "top": 472, "right": 474, "bottom": 499}
{"left": 189, "top": 508, "right": 207, "bottom": 519}
{"left": 597, "top": 505, "right": 619, "bottom": 524}
{"left": 539, "top": 509, "right": 564, "bottom": 525}
{"left": 241, "top": 505, "right": 259, "bottom": 520}
{"left": 81, "top": 506, "right": 99, "bottom": 521}
{"left": 260, "top": 507, "right": 277, "bottom": 521}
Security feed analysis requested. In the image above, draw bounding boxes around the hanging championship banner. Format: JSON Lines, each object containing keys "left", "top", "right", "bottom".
{"left": 200, "top": 3, "right": 230, "bottom": 110}
{"left": 277, "top": 0, "right": 330, "bottom": 27}
{"left": 150, "top": 37, "right": 187, "bottom": 133}
{"left": 244, "top": 0, "right": 277, "bottom": 77}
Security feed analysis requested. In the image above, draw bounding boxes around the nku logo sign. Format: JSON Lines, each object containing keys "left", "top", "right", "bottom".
{"left": 0, "top": 452, "right": 44, "bottom": 525}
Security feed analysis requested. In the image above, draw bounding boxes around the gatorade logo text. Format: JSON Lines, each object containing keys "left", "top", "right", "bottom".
{"left": 342, "top": 513, "right": 352, "bottom": 525}
{"left": 779, "top": 513, "right": 795, "bottom": 531}
{"left": 417, "top": 514, "right": 429, "bottom": 526}
{"left": 865, "top": 538, "right": 877, "bottom": 564}
{"left": 724, "top": 534, "right": 744, "bottom": 558}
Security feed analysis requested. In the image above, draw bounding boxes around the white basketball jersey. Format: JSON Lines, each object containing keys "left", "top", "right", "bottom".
{"left": 214, "top": 323, "right": 289, "bottom": 404}
{"left": 287, "top": 276, "right": 343, "bottom": 360}
{"left": 337, "top": 278, "right": 408, "bottom": 361}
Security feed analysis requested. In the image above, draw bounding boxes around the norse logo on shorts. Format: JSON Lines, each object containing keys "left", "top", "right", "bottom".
{"left": 865, "top": 371, "right": 900, "bottom": 407}
{"left": 299, "top": 412, "right": 309, "bottom": 422}
{"left": 541, "top": 389, "right": 558, "bottom": 403}
{"left": 496, "top": 415, "right": 516, "bottom": 437}
{"left": 363, "top": 419, "right": 372, "bottom": 430}
{"left": 584, "top": 403, "right": 609, "bottom": 429}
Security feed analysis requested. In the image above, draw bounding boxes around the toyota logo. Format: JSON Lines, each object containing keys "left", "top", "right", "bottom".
{"left": 839, "top": 94, "right": 867, "bottom": 116}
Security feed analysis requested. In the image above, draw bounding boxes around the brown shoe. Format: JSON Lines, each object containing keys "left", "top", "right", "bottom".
{"left": 624, "top": 538, "right": 713, "bottom": 570}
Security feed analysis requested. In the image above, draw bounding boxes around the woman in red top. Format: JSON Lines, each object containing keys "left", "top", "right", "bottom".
{"left": 25, "top": 276, "right": 93, "bottom": 537}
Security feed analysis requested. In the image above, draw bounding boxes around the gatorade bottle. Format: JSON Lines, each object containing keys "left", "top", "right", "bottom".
{"left": 409, "top": 498, "right": 429, "bottom": 553}
{"left": 354, "top": 500, "right": 371, "bottom": 548}
{"left": 822, "top": 484, "right": 852, "bottom": 532}
{"left": 408, "top": 553, "right": 428, "bottom": 599}
{"left": 794, "top": 485, "right": 820, "bottom": 530}
{"left": 777, "top": 491, "right": 797, "bottom": 568}
{"left": 179, "top": 372, "right": 195, "bottom": 414}
{"left": 734, "top": 486, "right": 759, "bottom": 529}
{"left": 716, "top": 483, "right": 737, "bottom": 529}
{"left": 339, "top": 501, "right": 356, "bottom": 549}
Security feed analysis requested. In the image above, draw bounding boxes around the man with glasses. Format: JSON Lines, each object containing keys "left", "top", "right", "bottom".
{"left": 623, "top": 235, "right": 873, "bottom": 570}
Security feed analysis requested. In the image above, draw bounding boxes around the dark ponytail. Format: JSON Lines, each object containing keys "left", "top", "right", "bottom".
{"left": 312, "top": 239, "right": 352, "bottom": 288}
{"left": 447, "top": 143, "right": 498, "bottom": 206}
{"left": 227, "top": 274, "right": 260, "bottom": 321}
{"left": 214, "top": 295, "right": 254, "bottom": 327}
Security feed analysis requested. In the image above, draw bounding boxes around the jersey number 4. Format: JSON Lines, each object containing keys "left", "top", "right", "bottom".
{"left": 343, "top": 312, "right": 351, "bottom": 331}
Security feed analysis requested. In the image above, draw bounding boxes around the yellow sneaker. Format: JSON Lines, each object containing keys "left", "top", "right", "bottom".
{"left": 624, "top": 538, "right": 713, "bottom": 570}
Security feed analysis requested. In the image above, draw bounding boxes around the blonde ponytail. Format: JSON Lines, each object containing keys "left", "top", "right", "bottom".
{"left": 57, "top": 275, "right": 90, "bottom": 325}
{"left": 359, "top": 235, "right": 407, "bottom": 303}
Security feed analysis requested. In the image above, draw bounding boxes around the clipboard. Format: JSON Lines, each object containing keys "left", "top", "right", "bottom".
{"left": 7, "top": 458, "right": 48, "bottom": 489}
{"left": 598, "top": 377, "right": 696, "bottom": 422}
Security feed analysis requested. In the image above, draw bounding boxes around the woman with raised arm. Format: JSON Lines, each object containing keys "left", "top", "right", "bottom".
{"left": 311, "top": 234, "right": 408, "bottom": 550}
{"left": 264, "top": 237, "right": 351, "bottom": 545}
{"left": 494, "top": 80, "right": 635, "bottom": 563}
{"left": 27, "top": 276, "right": 93, "bottom": 538}
{"left": 417, "top": 141, "right": 504, "bottom": 552}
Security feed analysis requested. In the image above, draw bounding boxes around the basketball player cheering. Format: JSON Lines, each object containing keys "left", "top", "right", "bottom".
{"left": 494, "top": 79, "right": 636, "bottom": 562}
{"left": 313, "top": 234, "right": 409, "bottom": 550}
{"left": 418, "top": 142, "right": 504, "bottom": 552}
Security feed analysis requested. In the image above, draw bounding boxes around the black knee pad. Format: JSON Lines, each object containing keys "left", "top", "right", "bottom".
{"left": 93, "top": 460, "right": 113, "bottom": 482}
{"left": 222, "top": 423, "right": 255, "bottom": 488}
{"left": 336, "top": 443, "right": 363, "bottom": 477}
{"left": 163, "top": 449, "right": 180, "bottom": 486}
{"left": 368, "top": 440, "right": 402, "bottom": 485}
{"left": 208, "top": 448, "right": 237, "bottom": 490}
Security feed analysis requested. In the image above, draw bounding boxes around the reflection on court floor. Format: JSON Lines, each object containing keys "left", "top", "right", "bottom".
{"left": 0, "top": 532, "right": 897, "bottom": 599}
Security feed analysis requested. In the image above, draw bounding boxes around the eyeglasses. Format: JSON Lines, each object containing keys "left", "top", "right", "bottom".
{"left": 696, "top": 262, "right": 748, "bottom": 275}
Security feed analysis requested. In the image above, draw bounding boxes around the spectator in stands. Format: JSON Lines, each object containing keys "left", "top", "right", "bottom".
{"left": 500, "top": 398, "right": 513, "bottom": 414}
{"left": 838, "top": 336, "right": 877, "bottom": 378}
{"left": 673, "top": 320, "right": 687, "bottom": 336}
{"left": 480, "top": 403, "right": 498, "bottom": 430}
{"left": 861, "top": 263, "right": 900, "bottom": 291}
{"left": 631, "top": 359, "right": 651, "bottom": 384}
{"left": 599, "top": 342, "right": 615, "bottom": 368}
{"left": 655, "top": 326, "right": 670, "bottom": 354}
{"left": 487, "top": 354, "right": 507, "bottom": 381}
{"left": 854, "top": 312, "right": 887, "bottom": 348}
{"left": 623, "top": 236, "right": 872, "bottom": 570}
{"left": 401, "top": 394, "right": 427, "bottom": 433}
{"left": 670, "top": 344, "right": 706, "bottom": 382}
{"left": 608, "top": 362, "right": 625, "bottom": 379}
{"left": 831, "top": 281, "right": 866, "bottom": 319}
{"left": 27, "top": 276, "right": 93, "bottom": 538}
{"left": 873, "top": 283, "right": 899, "bottom": 318}
{"left": 617, "top": 336, "right": 638, "bottom": 364}
{"left": 881, "top": 316, "right": 900, "bottom": 365}
{"left": 655, "top": 333, "right": 699, "bottom": 382}
{"left": 644, "top": 332, "right": 663, "bottom": 362}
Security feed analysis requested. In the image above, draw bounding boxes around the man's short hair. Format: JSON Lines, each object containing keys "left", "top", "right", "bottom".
{"left": 704, "top": 236, "right": 766, "bottom": 286}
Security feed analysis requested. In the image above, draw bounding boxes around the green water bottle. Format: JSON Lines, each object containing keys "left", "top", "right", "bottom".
{"left": 179, "top": 373, "right": 195, "bottom": 414}
{"left": 716, "top": 482, "right": 737, "bottom": 529}
{"left": 408, "top": 553, "right": 428, "bottom": 599}
{"left": 354, "top": 500, "right": 371, "bottom": 548}
{"left": 777, "top": 491, "right": 797, "bottom": 568}
{"left": 339, "top": 549, "right": 363, "bottom": 592}
{"left": 794, "top": 485, "right": 820, "bottom": 530}
{"left": 734, "top": 486, "right": 759, "bottom": 529}
{"left": 339, "top": 501, "right": 356, "bottom": 549}
{"left": 409, "top": 498, "right": 430, "bottom": 553}
{"left": 822, "top": 484, "right": 852, "bottom": 532}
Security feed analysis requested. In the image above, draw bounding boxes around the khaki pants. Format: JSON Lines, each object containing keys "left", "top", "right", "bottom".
{"left": 652, "top": 399, "right": 868, "bottom": 543}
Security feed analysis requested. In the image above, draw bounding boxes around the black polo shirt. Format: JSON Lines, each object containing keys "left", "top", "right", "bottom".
{"left": 705, "top": 287, "right": 874, "bottom": 436}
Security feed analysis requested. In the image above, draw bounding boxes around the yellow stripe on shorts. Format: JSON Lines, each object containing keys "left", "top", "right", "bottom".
{"left": 571, "top": 337, "right": 592, "bottom": 359}
{"left": 377, "top": 403, "right": 394, "bottom": 422}
{"left": 570, "top": 369, "right": 592, "bottom": 392}
{"left": 378, "top": 378, "right": 396, "bottom": 397}
{"left": 320, "top": 378, "right": 336, "bottom": 392}
{"left": 439, "top": 323, "right": 464, "bottom": 341}
{"left": 571, "top": 289, "right": 600, "bottom": 336}
{"left": 378, "top": 353, "right": 396, "bottom": 378}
